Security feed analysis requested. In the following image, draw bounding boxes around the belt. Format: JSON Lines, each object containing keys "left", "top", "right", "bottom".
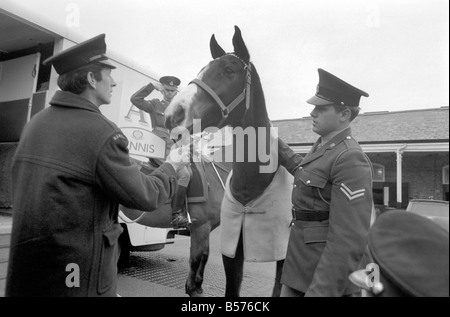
{"left": 291, "top": 207, "right": 329, "bottom": 222}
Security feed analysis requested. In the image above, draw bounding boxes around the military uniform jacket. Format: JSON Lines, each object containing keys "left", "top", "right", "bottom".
{"left": 6, "top": 91, "right": 177, "bottom": 297}
{"left": 280, "top": 128, "right": 373, "bottom": 296}
{"left": 130, "top": 83, "right": 170, "bottom": 139}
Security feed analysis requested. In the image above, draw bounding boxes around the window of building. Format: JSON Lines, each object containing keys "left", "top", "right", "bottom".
{"left": 443, "top": 165, "right": 449, "bottom": 185}
{"left": 372, "top": 163, "right": 385, "bottom": 182}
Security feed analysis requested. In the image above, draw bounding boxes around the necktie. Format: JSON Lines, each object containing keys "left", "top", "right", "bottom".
{"left": 312, "top": 142, "right": 322, "bottom": 153}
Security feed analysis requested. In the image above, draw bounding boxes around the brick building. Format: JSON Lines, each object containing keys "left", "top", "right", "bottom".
{"left": 273, "top": 107, "right": 449, "bottom": 208}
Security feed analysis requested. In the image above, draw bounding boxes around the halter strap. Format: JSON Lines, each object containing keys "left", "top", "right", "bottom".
{"left": 190, "top": 54, "right": 252, "bottom": 128}
{"left": 190, "top": 79, "right": 244, "bottom": 117}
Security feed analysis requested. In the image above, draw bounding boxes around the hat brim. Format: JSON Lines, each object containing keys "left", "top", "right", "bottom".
{"left": 306, "top": 95, "right": 335, "bottom": 106}
{"left": 163, "top": 85, "right": 178, "bottom": 91}
{"left": 97, "top": 59, "right": 116, "bottom": 69}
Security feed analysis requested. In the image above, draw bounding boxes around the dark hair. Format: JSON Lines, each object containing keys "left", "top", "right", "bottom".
{"left": 333, "top": 104, "right": 360, "bottom": 122}
{"left": 57, "top": 63, "right": 104, "bottom": 94}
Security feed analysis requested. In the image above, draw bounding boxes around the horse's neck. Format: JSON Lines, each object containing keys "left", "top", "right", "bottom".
{"left": 230, "top": 124, "right": 276, "bottom": 205}
{"left": 230, "top": 66, "right": 277, "bottom": 205}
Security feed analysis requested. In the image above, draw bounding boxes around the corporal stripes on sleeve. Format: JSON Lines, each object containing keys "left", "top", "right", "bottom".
{"left": 340, "top": 182, "right": 366, "bottom": 201}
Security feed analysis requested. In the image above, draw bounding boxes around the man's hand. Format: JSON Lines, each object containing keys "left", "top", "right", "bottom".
{"left": 166, "top": 143, "right": 190, "bottom": 172}
{"left": 152, "top": 81, "right": 164, "bottom": 92}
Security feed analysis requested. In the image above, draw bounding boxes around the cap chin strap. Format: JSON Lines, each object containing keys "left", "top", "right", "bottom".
{"left": 190, "top": 54, "right": 252, "bottom": 128}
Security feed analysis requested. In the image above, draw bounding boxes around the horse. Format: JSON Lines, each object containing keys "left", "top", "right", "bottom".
{"left": 119, "top": 155, "right": 231, "bottom": 297}
{"left": 165, "top": 26, "right": 293, "bottom": 297}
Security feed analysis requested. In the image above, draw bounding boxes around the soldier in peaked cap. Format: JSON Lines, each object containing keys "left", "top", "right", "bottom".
{"left": 277, "top": 68, "right": 374, "bottom": 296}
{"left": 131, "top": 76, "right": 181, "bottom": 135}
{"left": 160, "top": 75, "right": 181, "bottom": 91}
{"left": 6, "top": 34, "right": 189, "bottom": 297}
{"left": 131, "top": 75, "right": 192, "bottom": 229}
{"left": 349, "top": 211, "right": 449, "bottom": 297}
{"left": 43, "top": 33, "right": 117, "bottom": 75}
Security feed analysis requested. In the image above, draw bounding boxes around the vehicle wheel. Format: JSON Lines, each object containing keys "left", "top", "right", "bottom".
{"left": 118, "top": 225, "right": 131, "bottom": 269}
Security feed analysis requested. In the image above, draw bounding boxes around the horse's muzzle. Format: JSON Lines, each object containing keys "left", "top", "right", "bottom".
{"left": 165, "top": 104, "right": 186, "bottom": 130}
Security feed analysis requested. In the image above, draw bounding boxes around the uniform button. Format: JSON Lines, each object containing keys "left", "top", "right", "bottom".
{"left": 299, "top": 167, "right": 303, "bottom": 170}
{"left": 306, "top": 180, "right": 311, "bottom": 185}
{"left": 330, "top": 143, "right": 335, "bottom": 148}
{"left": 293, "top": 184, "right": 297, "bottom": 188}
{"left": 346, "top": 136, "right": 351, "bottom": 139}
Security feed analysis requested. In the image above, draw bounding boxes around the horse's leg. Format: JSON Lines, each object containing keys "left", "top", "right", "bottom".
{"left": 194, "top": 238, "right": 210, "bottom": 292}
{"left": 193, "top": 222, "right": 213, "bottom": 294}
{"left": 272, "top": 259, "right": 285, "bottom": 297}
{"left": 222, "top": 231, "right": 244, "bottom": 297}
{"left": 186, "top": 222, "right": 211, "bottom": 297}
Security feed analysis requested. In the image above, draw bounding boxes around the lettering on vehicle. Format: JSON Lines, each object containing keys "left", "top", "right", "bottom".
{"left": 128, "top": 141, "right": 155, "bottom": 154}
{"left": 119, "top": 127, "right": 166, "bottom": 159}
{"left": 124, "top": 104, "right": 149, "bottom": 125}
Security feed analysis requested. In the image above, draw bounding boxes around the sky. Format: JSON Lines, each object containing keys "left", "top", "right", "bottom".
{"left": 5, "top": 0, "right": 449, "bottom": 120}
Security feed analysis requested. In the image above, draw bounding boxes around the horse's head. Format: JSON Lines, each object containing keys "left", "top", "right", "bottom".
{"left": 165, "top": 26, "right": 253, "bottom": 134}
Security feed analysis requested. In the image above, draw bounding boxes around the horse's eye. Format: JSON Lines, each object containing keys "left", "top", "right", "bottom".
{"left": 224, "top": 67, "right": 234, "bottom": 74}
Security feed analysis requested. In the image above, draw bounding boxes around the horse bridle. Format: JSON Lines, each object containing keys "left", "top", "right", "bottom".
{"left": 190, "top": 53, "right": 252, "bottom": 128}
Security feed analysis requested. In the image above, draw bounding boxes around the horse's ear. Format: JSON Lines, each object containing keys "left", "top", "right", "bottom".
{"left": 232, "top": 26, "right": 250, "bottom": 64}
{"left": 210, "top": 34, "right": 226, "bottom": 59}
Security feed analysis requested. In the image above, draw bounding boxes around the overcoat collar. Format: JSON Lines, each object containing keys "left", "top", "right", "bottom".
{"left": 300, "top": 127, "right": 353, "bottom": 166}
{"left": 49, "top": 90, "right": 102, "bottom": 114}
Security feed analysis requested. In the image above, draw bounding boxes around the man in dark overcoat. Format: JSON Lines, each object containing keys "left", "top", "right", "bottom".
{"left": 6, "top": 34, "right": 189, "bottom": 297}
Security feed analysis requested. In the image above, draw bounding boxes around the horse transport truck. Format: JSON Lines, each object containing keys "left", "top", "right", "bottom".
{"left": 0, "top": 2, "right": 189, "bottom": 261}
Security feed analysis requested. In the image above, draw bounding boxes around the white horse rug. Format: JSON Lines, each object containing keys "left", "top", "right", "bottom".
{"left": 220, "top": 165, "right": 293, "bottom": 262}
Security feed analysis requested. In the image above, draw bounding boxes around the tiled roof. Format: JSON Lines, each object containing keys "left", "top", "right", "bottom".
{"left": 272, "top": 107, "right": 449, "bottom": 144}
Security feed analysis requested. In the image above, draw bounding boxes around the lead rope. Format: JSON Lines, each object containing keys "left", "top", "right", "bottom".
{"left": 118, "top": 208, "right": 146, "bottom": 224}
{"left": 211, "top": 162, "right": 226, "bottom": 190}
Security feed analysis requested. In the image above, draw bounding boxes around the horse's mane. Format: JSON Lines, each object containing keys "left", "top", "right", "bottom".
{"left": 242, "top": 61, "right": 271, "bottom": 129}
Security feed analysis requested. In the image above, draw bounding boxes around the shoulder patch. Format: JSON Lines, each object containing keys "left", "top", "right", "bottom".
{"left": 340, "top": 182, "right": 365, "bottom": 201}
{"left": 112, "top": 133, "right": 126, "bottom": 141}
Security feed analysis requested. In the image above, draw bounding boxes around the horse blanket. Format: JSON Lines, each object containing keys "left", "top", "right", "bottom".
{"left": 220, "top": 165, "right": 293, "bottom": 262}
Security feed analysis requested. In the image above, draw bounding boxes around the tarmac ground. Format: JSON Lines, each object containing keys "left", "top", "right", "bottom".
{"left": 1, "top": 211, "right": 278, "bottom": 297}
{"left": 117, "top": 225, "right": 277, "bottom": 297}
